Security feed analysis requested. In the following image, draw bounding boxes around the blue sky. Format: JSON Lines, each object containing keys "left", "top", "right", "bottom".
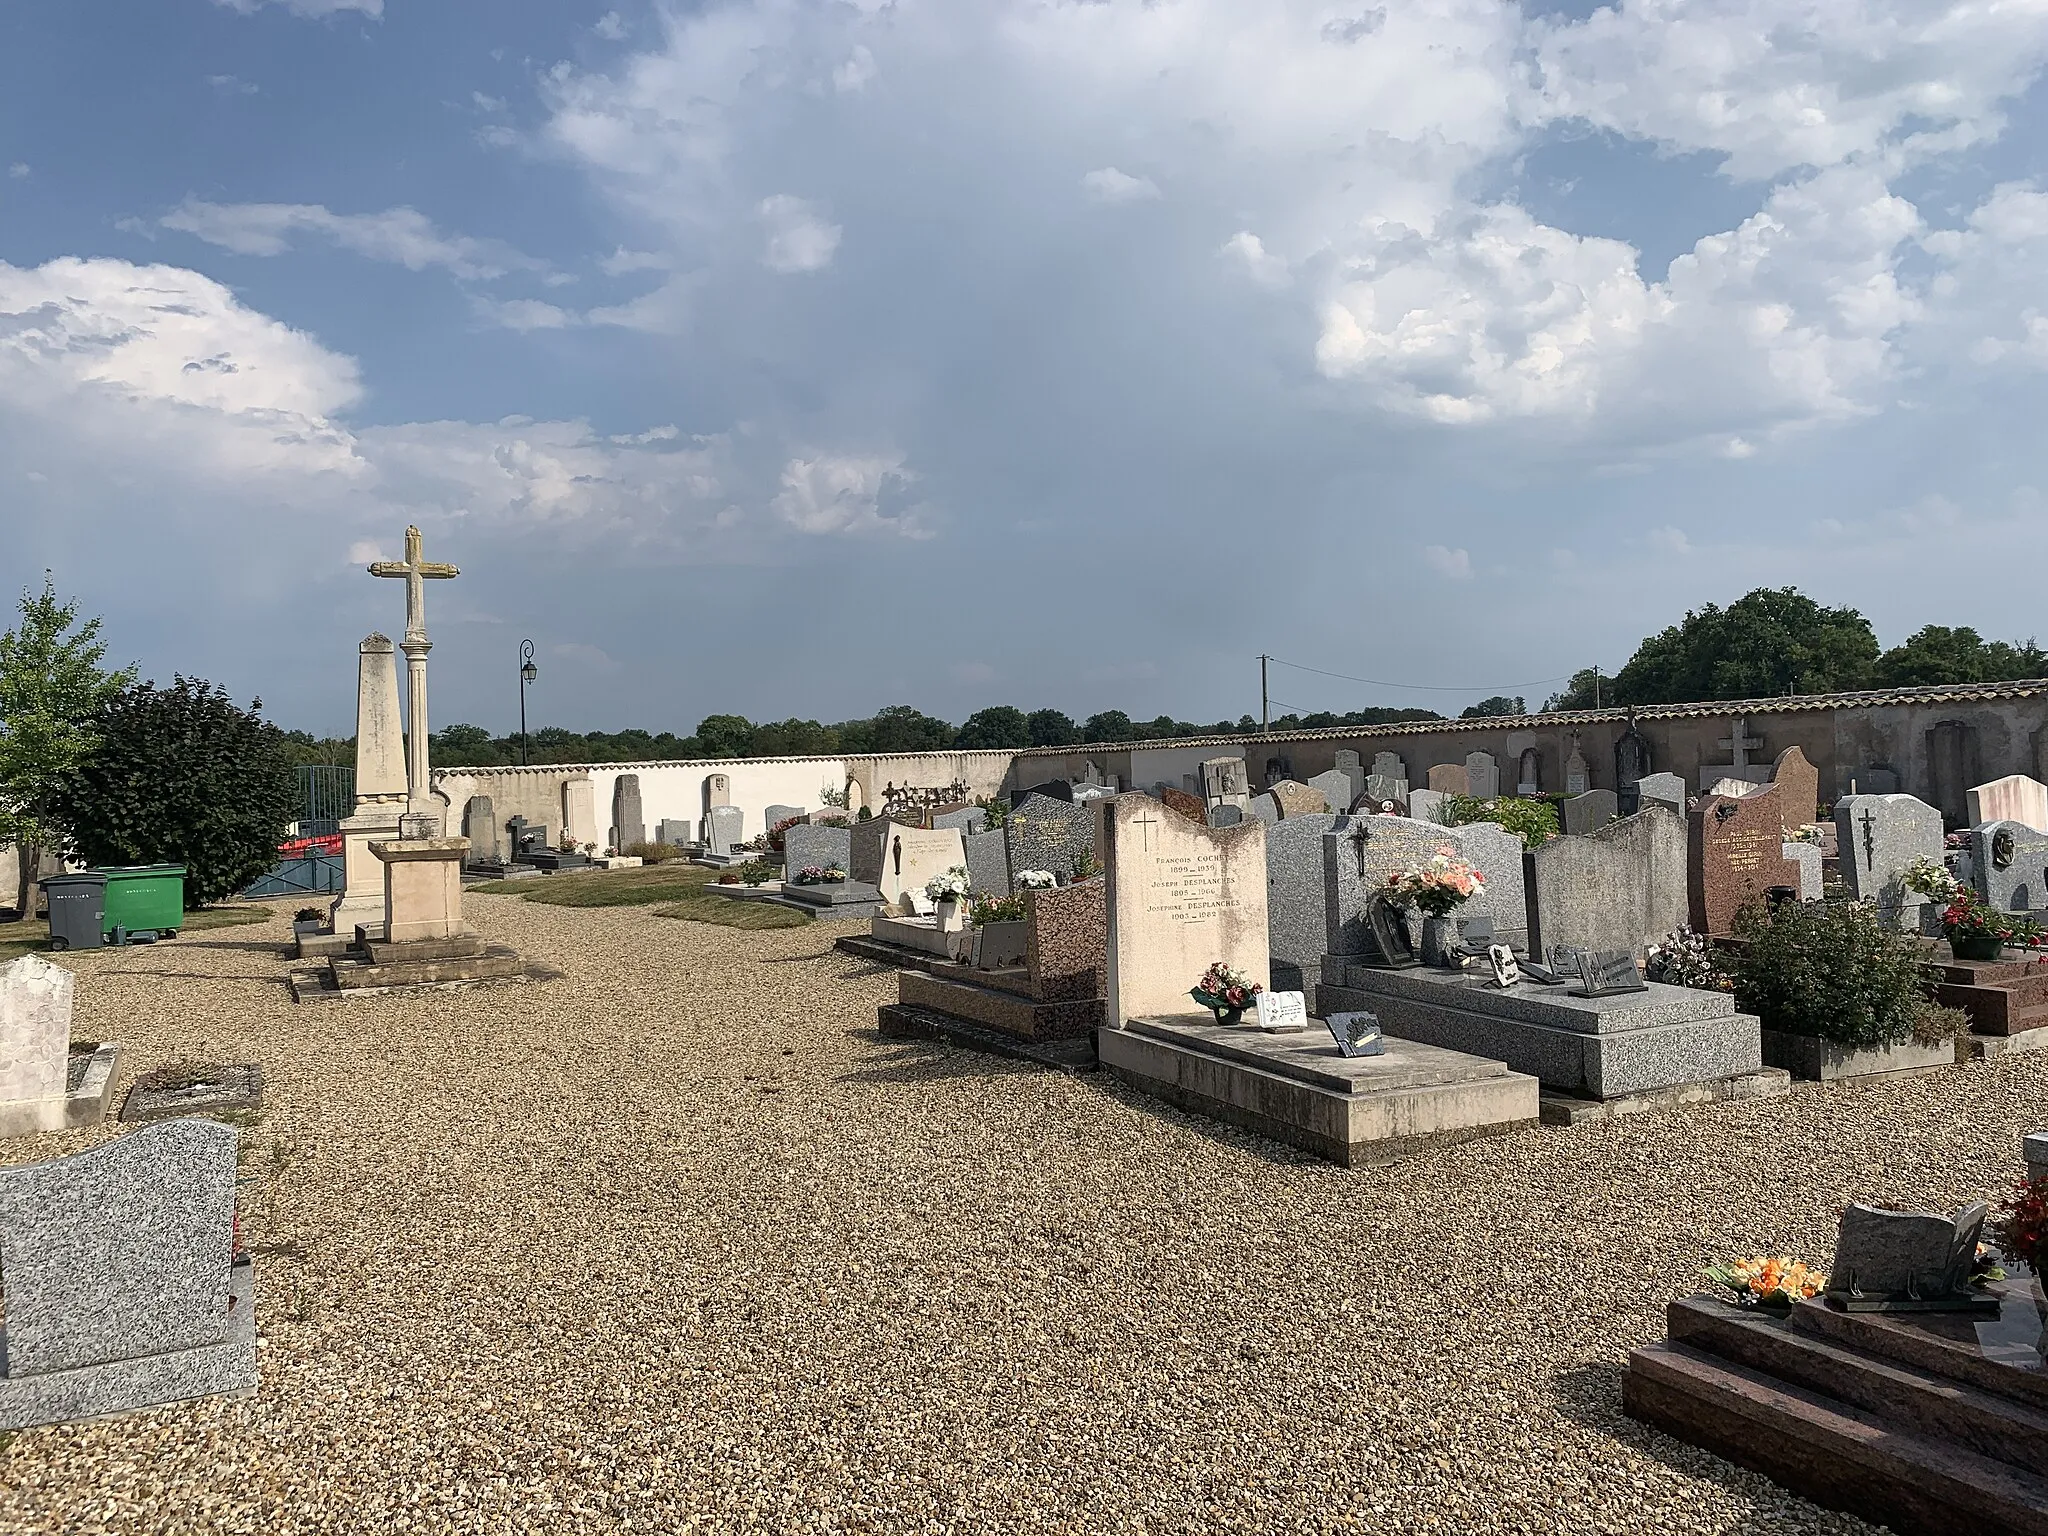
{"left": 5, "top": 0, "right": 2048, "bottom": 736}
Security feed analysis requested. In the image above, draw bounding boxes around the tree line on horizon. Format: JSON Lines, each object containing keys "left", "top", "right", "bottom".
{"left": 275, "top": 588, "right": 2048, "bottom": 768}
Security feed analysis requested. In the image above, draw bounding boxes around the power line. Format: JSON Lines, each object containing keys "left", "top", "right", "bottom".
{"left": 1265, "top": 655, "right": 1577, "bottom": 695}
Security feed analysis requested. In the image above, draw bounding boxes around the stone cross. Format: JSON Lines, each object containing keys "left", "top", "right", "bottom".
{"left": 1717, "top": 717, "right": 1764, "bottom": 771}
{"left": 369, "top": 524, "right": 458, "bottom": 643}
{"left": 369, "top": 525, "right": 459, "bottom": 823}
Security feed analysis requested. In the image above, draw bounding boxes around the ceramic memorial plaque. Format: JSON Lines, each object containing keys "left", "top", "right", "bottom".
{"left": 1486, "top": 944, "right": 1520, "bottom": 988}
{"left": 1326, "top": 1011, "right": 1385, "bottom": 1058}
{"left": 1574, "top": 949, "right": 1648, "bottom": 997}
{"left": 1253, "top": 990, "right": 1308, "bottom": 1033}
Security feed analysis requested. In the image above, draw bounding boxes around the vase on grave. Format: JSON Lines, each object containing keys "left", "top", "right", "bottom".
{"left": 1952, "top": 933, "right": 2005, "bottom": 961}
{"left": 1420, "top": 915, "right": 1460, "bottom": 968}
{"left": 935, "top": 896, "right": 966, "bottom": 933}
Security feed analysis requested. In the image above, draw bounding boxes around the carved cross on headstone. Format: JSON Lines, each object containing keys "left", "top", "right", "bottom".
{"left": 1132, "top": 807, "right": 1160, "bottom": 851}
{"left": 1349, "top": 819, "right": 1372, "bottom": 878}
{"left": 1717, "top": 717, "right": 1764, "bottom": 771}
{"left": 369, "top": 525, "right": 458, "bottom": 642}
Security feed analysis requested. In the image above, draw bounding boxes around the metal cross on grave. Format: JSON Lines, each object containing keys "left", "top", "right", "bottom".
{"left": 1859, "top": 805, "right": 1878, "bottom": 868}
{"left": 1717, "top": 717, "right": 1765, "bottom": 771}
{"left": 369, "top": 525, "right": 459, "bottom": 642}
{"left": 1131, "top": 806, "right": 1161, "bottom": 851}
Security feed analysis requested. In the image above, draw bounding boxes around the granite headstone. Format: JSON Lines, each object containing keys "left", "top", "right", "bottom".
{"left": 1161, "top": 787, "right": 1208, "bottom": 824}
{"left": 1971, "top": 819, "right": 2048, "bottom": 913}
{"left": 782, "top": 823, "right": 853, "bottom": 878}
{"left": 963, "top": 827, "right": 1011, "bottom": 897}
{"left": 1464, "top": 752, "right": 1501, "bottom": 799}
{"left": 609, "top": 774, "right": 645, "bottom": 852}
{"left": 704, "top": 804, "right": 743, "bottom": 857}
{"left": 1268, "top": 781, "right": 1330, "bottom": 819}
{"left": 1561, "top": 790, "right": 1618, "bottom": 837}
{"left": 1426, "top": 763, "right": 1469, "bottom": 796}
{"left": 1307, "top": 770, "right": 1352, "bottom": 815}
{"left": 1834, "top": 793, "right": 1943, "bottom": 921}
{"left": 1769, "top": 745, "right": 1819, "bottom": 832}
{"left": 1005, "top": 793, "right": 1097, "bottom": 885}
{"left": 1525, "top": 804, "right": 1687, "bottom": 960}
{"left": 461, "top": 795, "right": 502, "bottom": 865}
{"left": 1688, "top": 786, "right": 1800, "bottom": 933}
{"left": 1266, "top": 812, "right": 1343, "bottom": 993}
{"left": 0, "top": 1117, "right": 254, "bottom": 1428}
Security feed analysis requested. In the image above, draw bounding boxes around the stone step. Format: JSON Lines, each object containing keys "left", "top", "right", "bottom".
{"left": 326, "top": 945, "right": 527, "bottom": 991}
{"left": 1624, "top": 1339, "right": 2048, "bottom": 1536}
{"left": 1668, "top": 1295, "right": 2048, "bottom": 1471}
{"left": 896, "top": 969, "right": 1102, "bottom": 1043}
{"left": 877, "top": 1003, "right": 1097, "bottom": 1073}
{"left": 1930, "top": 956, "right": 2048, "bottom": 988}
{"left": 1787, "top": 1287, "right": 2048, "bottom": 1415}
{"left": 834, "top": 935, "right": 1036, "bottom": 995}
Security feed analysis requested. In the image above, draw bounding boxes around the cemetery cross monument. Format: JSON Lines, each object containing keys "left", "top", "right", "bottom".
{"left": 370, "top": 526, "right": 459, "bottom": 826}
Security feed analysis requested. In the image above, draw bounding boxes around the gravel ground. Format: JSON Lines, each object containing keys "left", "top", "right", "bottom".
{"left": 1, "top": 893, "right": 2042, "bottom": 1535}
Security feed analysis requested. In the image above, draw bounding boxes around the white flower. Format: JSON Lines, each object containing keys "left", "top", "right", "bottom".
{"left": 1015, "top": 869, "right": 1057, "bottom": 890}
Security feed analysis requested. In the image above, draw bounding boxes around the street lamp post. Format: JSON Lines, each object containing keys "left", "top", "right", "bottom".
{"left": 519, "top": 639, "right": 538, "bottom": 766}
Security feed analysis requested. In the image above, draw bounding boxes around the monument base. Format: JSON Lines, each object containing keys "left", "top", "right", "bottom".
{"left": 1624, "top": 1289, "right": 2048, "bottom": 1536}
{"left": 0, "top": 1258, "right": 256, "bottom": 1431}
{"left": 1099, "top": 1014, "right": 1539, "bottom": 1167}
{"left": 1319, "top": 958, "right": 1762, "bottom": 1100}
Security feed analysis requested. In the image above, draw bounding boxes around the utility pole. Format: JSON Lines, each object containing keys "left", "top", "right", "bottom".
{"left": 1593, "top": 666, "right": 1601, "bottom": 710}
{"left": 1259, "top": 654, "right": 1270, "bottom": 734}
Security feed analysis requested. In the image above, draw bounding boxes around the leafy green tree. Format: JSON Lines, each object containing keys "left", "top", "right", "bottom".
{"left": 751, "top": 718, "right": 840, "bottom": 757}
{"left": 1873, "top": 626, "right": 2048, "bottom": 687}
{"left": 1460, "top": 695, "right": 1526, "bottom": 718}
{"left": 0, "top": 578, "right": 136, "bottom": 917}
{"left": 276, "top": 729, "right": 357, "bottom": 767}
{"left": 432, "top": 723, "right": 509, "bottom": 767}
{"left": 955, "top": 706, "right": 1031, "bottom": 749}
{"left": 53, "top": 677, "right": 298, "bottom": 907}
{"left": 1540, "top": 669, "right": 1606, "bottom": 712}
{"left": 1026, "top": 709, "right": 1080, "bottom": 747}
{"left": 693, "top": 713, "right": 757, "bottom": 759}
{"left": 1081, "top": 710, "right": 1136, "bottom": 743}
{"left": 1611, "top": 588, "right": 1878, "bottom": 704}
{"left": 855, "top": 704, "right": 955, "bottom": 753}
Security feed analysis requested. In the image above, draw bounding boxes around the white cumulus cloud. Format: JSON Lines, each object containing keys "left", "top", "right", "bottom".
{"left": 758, "top": 195, "right": 840, "bottom": 274}
{"left": 1422, "top": 545, "right": 1472, "bottom": 579}
{"left": 1082, "top": 168, "right": 1160, "bottom": 205}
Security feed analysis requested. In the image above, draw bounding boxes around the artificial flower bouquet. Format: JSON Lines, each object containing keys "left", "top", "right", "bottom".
{"left": 1998, "top": 1175, "right": 2048, "bottom": 1272}
{"left": 924, "top": 866, "right": 971, "bottom": 904}
{"left": 793, "top": 864, "right": 846, "bottom": 886}
{"left": 1705, "top": 1256, "right": 1827, "bottom": 1311}
{"left": 1901, "top": 856, "right": 1963, "bottom": 903}
{"left": 1384, "top": 849, "right": 1485, "bottom": 918}
{"left": 970, "top": 892, "right": 1027, "bottom": 926}
{"left": 1015, "top": 869, "right": 1058, "bottom": 890}
{"left": 1191, "top": 960, "right": 1263, "bottom": 1019}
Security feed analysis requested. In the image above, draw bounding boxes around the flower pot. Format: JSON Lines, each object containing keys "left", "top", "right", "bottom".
{"left": 1211, "top": 1007, "right": 1243, "bottom": 1025}
{"left": 1419, "top": 914, "right": 1460, "bottom": 968}
{"left": 935, "top": 897, "right": 966, "bottom": 934}
{"left": 1952, "top": 933, "right": 2006, "bottom": 961}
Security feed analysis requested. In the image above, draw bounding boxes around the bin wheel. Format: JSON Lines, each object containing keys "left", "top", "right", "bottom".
{"left": 49, "top": 936, "right": 67, "bottom": 952}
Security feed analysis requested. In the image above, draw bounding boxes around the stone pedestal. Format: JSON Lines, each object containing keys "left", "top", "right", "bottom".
{"left": 369, "top": 837, "right": 469, "bottom": 944}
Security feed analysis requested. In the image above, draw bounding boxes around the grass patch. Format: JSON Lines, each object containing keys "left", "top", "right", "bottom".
{"left": 653, "top": 893, "right": 810, "bottom": 930}
{"left": 470, "top": 865, "right": 725, "bottom": 907}
{"left": 0, "top": 904, "right": 271, "bottom": 964}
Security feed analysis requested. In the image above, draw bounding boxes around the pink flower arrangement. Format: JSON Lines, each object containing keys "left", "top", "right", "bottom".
{"left": 1192, "top": 961, "right": 1263, "bottom": 1014}
{"left": 1385, "top": 848, "right": 1486, "bottom": 918}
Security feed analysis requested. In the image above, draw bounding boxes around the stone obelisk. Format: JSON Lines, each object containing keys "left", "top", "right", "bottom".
{"left": 369, "top": 526, "right": 458, "bottom": 827}
{"left": 327, "top": 634, "right": 410, "bottom": 939}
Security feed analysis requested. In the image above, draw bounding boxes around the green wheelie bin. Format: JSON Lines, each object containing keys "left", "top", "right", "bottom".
{"left": 99, "top": 864, "right": 186, "bottom": 944}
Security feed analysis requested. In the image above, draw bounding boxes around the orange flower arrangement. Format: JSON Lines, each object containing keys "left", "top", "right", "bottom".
{"left": 1705, "top": 1255, "right": 1827, "bottom": 1308}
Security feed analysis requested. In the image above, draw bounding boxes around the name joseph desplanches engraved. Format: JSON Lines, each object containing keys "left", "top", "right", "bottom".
{"left": 1143, "top": 852, "right": 1230, "bottom": 924}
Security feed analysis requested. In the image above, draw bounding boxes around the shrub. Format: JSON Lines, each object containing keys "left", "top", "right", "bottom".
{"left": 1440, "top": 794, "right": 1560, "bottom": 849}
{"left": 971, "top": 892, "right": 1027, "bottom": 926}
{"left": 624, "top": 840, "right": 686, "bottom": 864}
{"left": 54, "top": 676, "right": 298, "bottom": 906}
{"left": 1728, "top": 898, "right": 1932, "bottom": 1046}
